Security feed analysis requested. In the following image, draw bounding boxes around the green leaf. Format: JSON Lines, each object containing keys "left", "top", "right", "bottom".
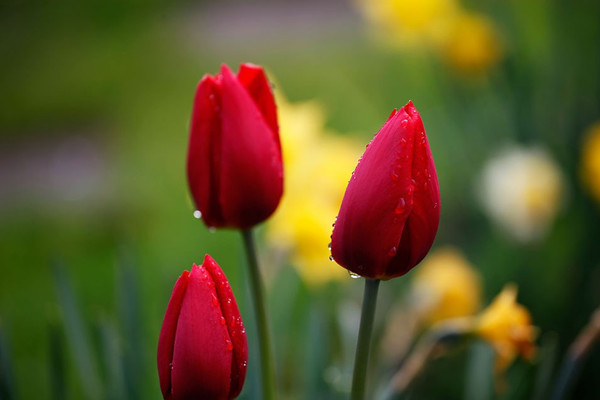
{"left": 48, "top": 316, "right": 67, "bottom": 400}
{"left": 116, "top": 249, "right": 143, "bottom": 400}
{"left": 464, "top": 341, "right": 494, "bottom": 400}
{"left": 0, "top": 322, "right": 16, "bottom": 400}
{"left": 98, "top": 316, "right": 127, "bottom": 400}
{"left": 52, "top": 261, "right": 103, "bottom": 400}
{"left": 531, "top": 332, "right": 558, "bottom": 400}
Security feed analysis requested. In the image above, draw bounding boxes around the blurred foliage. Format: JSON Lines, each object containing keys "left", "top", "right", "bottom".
{"left": 0, "top": 0, "right": 599, "bottom": 399}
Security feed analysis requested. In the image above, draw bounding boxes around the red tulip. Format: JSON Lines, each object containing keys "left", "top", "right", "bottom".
{"left": 157, "top": 255, "right": 248, "bottom": 400}
{"left": 330, "top": 101, "right": 440, "bottom": 280}
{"left": 187, "top": 63, "right": 283, "bottom": 229}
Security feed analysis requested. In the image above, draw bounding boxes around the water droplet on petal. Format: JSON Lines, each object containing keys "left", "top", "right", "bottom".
{"left": 328, "top": 242, "right": 332, "bottom": 251}
{"left": 348, "top": 271, "right": 361, "bottom": 279}
{"left": 400, "top": 119, "right": 408, "bottom": 128}
{"left": 395, "top": 197, "right": 406, "bottom": 214}
{"left": 193, "top": 210, "right": 202, "bottom": 219}
{"left": 329, "top": 255, "right": 335, "bottom": 262}
{"left": 388, "top": 246, "right": 397, "bottom": 257}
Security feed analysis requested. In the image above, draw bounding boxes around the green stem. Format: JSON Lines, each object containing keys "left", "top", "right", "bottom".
{"left": 351, "top": 278, "right": 381, "bottom": 400}
{"left": 383, "top": 322, "right": 470, "bottom": 400}
{"left": 550, "top": 307, "right": 600, "bottom": 400}
{"left": 241, "top": 229, "right": 277, "bottom": 400}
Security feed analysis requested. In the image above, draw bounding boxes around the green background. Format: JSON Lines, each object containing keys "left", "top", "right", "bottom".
{"left": 1, "top": 0, "right": 599, "bottom": 399}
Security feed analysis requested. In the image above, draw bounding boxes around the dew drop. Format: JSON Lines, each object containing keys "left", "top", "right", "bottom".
{"left": 348, "top": 271, "right": 361, "bottom": 279}
{"left": 390, "top": 170, "right": 400, "bottom": 181}
{"left": 395, "top": 197, "right": 406, "bottom": 214}
{"left": 328, "top": 242, "right": 332, "bottom": 251}
{"left": 400, "top": 119, "right": 408, "bottom": 128}
{"left": 220, "top": 316, "right": 226, "bottom": 325}
{"left": 226, "top": 340, "right": 233, "bottom": 351}
{"left": 400, "top": 137, "right": 407, "bottom": 146}
{"left": 193, "top": 210, "right": 202, "bottom": 219}
{"left": 329, "top": 255, "right": 335, "bottom": 262}
{"left": 388, "top": 246, "right": 397, "bottom": 257}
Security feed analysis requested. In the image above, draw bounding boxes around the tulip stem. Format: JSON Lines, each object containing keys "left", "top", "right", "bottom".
{"left": 351, "top": 278, "right": 381, "bottom": 400}
{"left": 241, "top": 229, "right": 277, "bottom": 400}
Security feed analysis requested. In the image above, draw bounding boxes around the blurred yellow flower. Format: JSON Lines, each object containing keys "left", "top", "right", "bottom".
{"left": 266, "top": 95, "right": 363, "bottom": 286}
{"left": 441, "top": 13, "right": 504, "bottom": 73}
{"left": 478, "top": 145, "right": 565, "bottom": 243}
{"left": 357, "top": 0, "right": 460, "bottom": 48}
{"left": 410, "top": 246, "right": 482, "bottom": 325}
{"left": 581, "top": 121, "right": 600, "bottom": 204}
{"left": 475, "top": 285, "right": 537, "bottom": 372}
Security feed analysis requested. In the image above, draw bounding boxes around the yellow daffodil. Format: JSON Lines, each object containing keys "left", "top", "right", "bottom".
{"left": 357, "top": 0, "right": 460, "bottom": 49}
{"left": 441, "top": 12, "right": 504, "bottom": 73}
{"left": 410, "top": 246, "right": 482, "bottom": 325}
{"left": 478, "top": 145, "right": 564, "bottom": 243}
{"left": 475, "top": 285, "right": 537, "bottom": 372}
{"left": 266, "top": 95, "right": 363, "bottom": 286}
{"left": 581, "top": 121, "right": 600, "bottom": 204}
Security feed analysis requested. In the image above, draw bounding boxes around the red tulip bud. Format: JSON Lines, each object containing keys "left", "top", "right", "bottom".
{"left": 330, "top": 101, "right": 440, "bottom": 280}
{"left": 157, "top": 255, "right": 248, "bottom": 400}
{"left": 187, "top": 63, "right": 283, "bottom": 229}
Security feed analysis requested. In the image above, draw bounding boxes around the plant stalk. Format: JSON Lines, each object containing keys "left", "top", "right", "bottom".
{"left": 550, "top": 307, "right": 600, "bottom": 400}
{"left": 241, "top": 229, "right": 277, "bottom": 400}
{"left": 350, "top": 278, "right": 381, "bottom": 400}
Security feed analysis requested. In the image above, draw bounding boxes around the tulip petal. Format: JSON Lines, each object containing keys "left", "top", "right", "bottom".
{"left": 218, "top": 64, "right": 283, "bottom": 228}
{"left": 171, "top": 264, "right": 233, "bottom": 399}
{"left": 203, "top": 254, "right": 248, "bottom": 399}
{"left": 388, "top": 102, "right": 440, "bottom": 276}
{"left": 188, "top": 74, "right": 225, "bottom": 228}
{"left": 157, "top": 270, "right": 190, "bottom": 399}
{"left": 237, "top": 63, "right": 280, "bottom": 150}
{"left": 331, "top": 102, "right": 439, "bottom": 279}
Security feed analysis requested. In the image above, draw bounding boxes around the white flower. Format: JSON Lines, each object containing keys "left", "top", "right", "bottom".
{"left": 478, "top": 145, "right": 564, "bottom": 243}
